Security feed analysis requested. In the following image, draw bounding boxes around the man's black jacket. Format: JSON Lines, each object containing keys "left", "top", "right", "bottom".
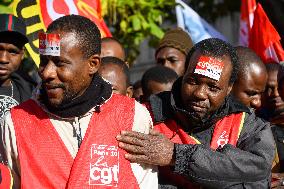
{"left": 150, "top": 80, "right": 275, "bottom": 189}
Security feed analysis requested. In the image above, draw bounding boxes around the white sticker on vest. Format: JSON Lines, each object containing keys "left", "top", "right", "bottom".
{"left": 216, "top": 131, "right": 229, "bottom": 148}
{"left": 89, "top": 144, "right": 119, "bottom": 187}
{"left": 39, "top": 33, "right": 60, "bottom": 56}
{"left": 194, "top": 56, "right": 224, "bottom": 81}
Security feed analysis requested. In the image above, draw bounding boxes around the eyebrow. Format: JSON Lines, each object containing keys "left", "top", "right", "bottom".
{"left": 166, "top": 55, "right": 179, "bottom": 58}
{"left": 245, "top": 89, "right": 262, "bottom": 94}
{"left": 0, "top": 45, "right": 21, "bottom": 52}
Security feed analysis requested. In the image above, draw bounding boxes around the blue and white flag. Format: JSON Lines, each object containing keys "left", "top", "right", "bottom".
{"left": 176, "top": 0, "right": 227, "bottom": 44}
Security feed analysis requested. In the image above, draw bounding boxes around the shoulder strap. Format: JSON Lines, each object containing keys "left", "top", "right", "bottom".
{"left": 210, "top": 112, "right": 246, "bottom": 150}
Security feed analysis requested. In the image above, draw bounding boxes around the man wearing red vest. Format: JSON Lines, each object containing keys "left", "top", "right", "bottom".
{"left": 0, "top": 15, "right": 158, "bottom": 188}
{"left": 117, "top": 38, "right": 275, "bottom": 188}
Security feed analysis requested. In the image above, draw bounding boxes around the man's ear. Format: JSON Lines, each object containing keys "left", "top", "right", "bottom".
{"left": 20, "top": 48, "right": 25, "bottom": 61}
{"left": 227, "top": 84, "right": 233, "bottom": 95}
{"left": 126, "top": 86, "right": 133, "bottom": 98}
{"left": 88, "top": 54, "right": 101, "bottom": 75}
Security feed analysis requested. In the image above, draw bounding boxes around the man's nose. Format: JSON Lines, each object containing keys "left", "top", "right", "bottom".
{"left": 251, "top": 96, "right": 262, "bottom": 109}
{"left": 193, "top": 85, "right": 208, "bottom": 100}
{"left": 272, "top": 87, "right": 280, "bottom": 98}
{"left": 0, "top": 51, "right": 9, "bottom": 64}
{"left": 39, "top": 60, "right": 57, "bottom": 81}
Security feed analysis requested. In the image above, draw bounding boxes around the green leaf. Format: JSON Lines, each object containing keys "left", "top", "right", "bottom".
{"left": 102, "top": 0, "right": 176, "bottom": 64}
{"left": 131, "top": 15, "right": 141, "bottom": 31}
{"left": 149, "top": 22, "right": 164, "bottom": 39}
{"left": 120, "top": 20, "right": 127, "bottom": 32}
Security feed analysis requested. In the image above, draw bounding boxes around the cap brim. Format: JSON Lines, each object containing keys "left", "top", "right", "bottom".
{"left": 0, "top": 31, "right": 29, "bottom": 48}
{"left": 0, "top": 31, "right": 28, "bottom": 43}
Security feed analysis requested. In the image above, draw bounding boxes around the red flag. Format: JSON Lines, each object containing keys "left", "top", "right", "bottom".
{"left": 13, "top": 0, "right": 112, "bottom": 66}
{"left": 239, "top": 0, "right": 256, "bottom": 46}
{"left": 249, "top": 3, "right": 284, "bottom": 63}
{"left": 39, "top": 0, "right": 112, "bottom": 38}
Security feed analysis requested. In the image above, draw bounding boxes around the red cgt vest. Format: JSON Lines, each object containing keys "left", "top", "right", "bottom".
{"left": 154, "top": 112, "right": 246, "bottom": 188}
{"left": 0, "top": 163, "right": 13, "bottom": 189}
{"left": 11, "top": 94, "right": 140, "bottom": 189}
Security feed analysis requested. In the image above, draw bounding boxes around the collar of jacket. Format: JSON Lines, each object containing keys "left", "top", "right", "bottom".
{"left": 37, "top": 73, "right": 112, "bottom": 118}
{"left": 150, "top": 77, "right": 250, "bottom": 128}
{"left": 10, "top": 73, "right": 34, "bottom": 102}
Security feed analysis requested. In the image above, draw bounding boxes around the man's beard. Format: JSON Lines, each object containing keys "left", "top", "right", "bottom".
{"left": 187, "top": 110, "right": 212, "bottom": 125}
{"left": 176, "top": 106, "right": 212, "bottom": 129}
{"left": 41, "top": 84, "right": 76, "bottom": 109}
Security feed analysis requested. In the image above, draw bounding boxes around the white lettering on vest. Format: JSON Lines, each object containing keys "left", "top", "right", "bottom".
{"left": 89, "top": 144, "right": 119, "bottom": 187}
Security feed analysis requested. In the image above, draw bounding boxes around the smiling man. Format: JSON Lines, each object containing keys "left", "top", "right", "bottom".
{"left": 0, "top": 14, "right": 33, "bottom": 118}
{"left": 117, "top": 38, "right": 275, "bottom": 188}
{"left": 0, "top": 15, "right": 157, "bottom": 188}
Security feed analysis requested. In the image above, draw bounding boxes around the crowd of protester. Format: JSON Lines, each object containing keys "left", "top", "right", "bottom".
{"left": 0, "top": 13, "right": 284, "bottom": 189}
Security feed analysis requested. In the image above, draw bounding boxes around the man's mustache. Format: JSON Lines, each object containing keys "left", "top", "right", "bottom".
{"left": 42, "top": 82, "right": 66, "bottom": 90}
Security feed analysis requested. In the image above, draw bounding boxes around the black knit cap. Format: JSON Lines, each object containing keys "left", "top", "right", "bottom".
{"left": 0, "top": 14, "right": 28, "bottom": 48}
{"left": 155, "top": 28, "right": 193, "bottom": 57}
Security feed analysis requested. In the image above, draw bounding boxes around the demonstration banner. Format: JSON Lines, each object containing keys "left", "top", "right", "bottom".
{"left": 12, "top": 0, "right": 112, "bottom": 66}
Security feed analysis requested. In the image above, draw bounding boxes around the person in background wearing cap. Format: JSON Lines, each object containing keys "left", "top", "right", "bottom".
{"left": 0, "top": 15, "right": 158, "bottom": 188}
{"left": 0, "top": 14, "right": 34, "bottom": 118}
{"left": 155, "top": 28, "right": 193, "bottom": 76}
{"left": 117, "top": 38, "right": 275, "bottom": 188}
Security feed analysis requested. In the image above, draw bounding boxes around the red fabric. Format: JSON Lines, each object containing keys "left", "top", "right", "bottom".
{"left": 155, "top": 113, "right": 244, "bottom": 147}
{"left": 210, "top": 114, "right": 244, "bottom": 150}
{"left": 154, "top": 113, "right": 244, "bottom": 188}
{"left": 39, "top": 0, "right": 112, "bottom": 37}
{"left": 155, "top": 120, "right": 197, "bottom": 144}
{"left": 249, "top": 3, "right": 284, "bottom": 63}
{"left": 240, "top": 0, "right": 256, "bottom": 20}
{"left": 0, "top": 163, "right": 12, "bottom": 189}
{"left": 239, "top": 0, "right": 256, "bottom": 46}
{"left": 273, "top": 43, "right": 284, "bottom": 61}
{"left": 11, "top": 94, "right": 139, "bottom": 189}
{"left": 8, "top": 14, "right": 13, "bottom": 31}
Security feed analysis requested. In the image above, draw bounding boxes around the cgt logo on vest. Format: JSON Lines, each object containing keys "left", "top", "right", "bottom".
{"left": 89, "top": 144, "right": 119, "bottom": 187}
{"left": 216, "top": 131, "right": 229, "bottom": 148}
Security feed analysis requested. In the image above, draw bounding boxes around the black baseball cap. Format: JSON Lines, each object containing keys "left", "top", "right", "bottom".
{"left": 0, "top": 14, "right": 29, "bottom": 47}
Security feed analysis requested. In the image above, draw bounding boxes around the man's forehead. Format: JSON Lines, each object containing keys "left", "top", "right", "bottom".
{"left": 39, "top": 31, "right": 80, "bottom": 58}
{"left": 188, "top": 52, "right": 227, "bottom": 82}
